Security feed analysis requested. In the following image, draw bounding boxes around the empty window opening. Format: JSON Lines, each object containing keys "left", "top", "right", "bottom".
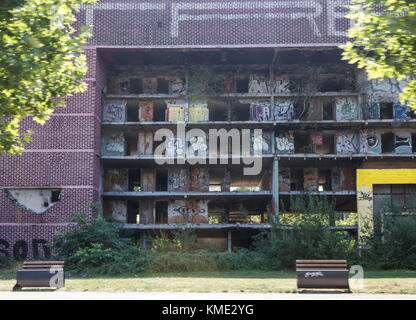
{"left": 128, "top": 169, "right": 141, "bottom": 191}
{"left": 209, "top": 105, "right": 228, "bottom": 121}
{"left": 153, "top": 101, "right": 166, "bottom": 121}
{"left": 290, "top": 168, "right": 304, "bottom": 191}
{"left": 236, "top": 78, "right": 249, "bottom": 93}
{"left": 294, "top": 132, "right": 313, "bottom": 153}
{"left": 229, "top": 104, "right": 250, "bottom": 121}
{"left": 127, "top": 200, "right": 140, "bottom": 224}
{"left": 157, "top": 78, "right": 169, "bottom": 94}
{"left": 130, "top": 78, "right": 143, "bottom": 94}
{"left": 381, "top": 132, "right": 395, "bottom": 153}
{"left": 156, "top": 169, "right": 168, "bottom": 191}
{"left": 318, "top": 168, "right": 332, "bottom": 191}
{"left": 323, "top": 100, "right": 335, "bottom": 120}
{"left": 380, "top": 102, "right": 393, "bottom": 119}
{"left": 155, "top": 201, "right": 168, "bottom": 224}
{"left": 318, "top": 134, "right": 335, "bottom": 154}
{"left": 125, "top": 132, "right": 138, "bottom": 156}
{"left": 126, "top": 104, "right": 138, "bottom": 121}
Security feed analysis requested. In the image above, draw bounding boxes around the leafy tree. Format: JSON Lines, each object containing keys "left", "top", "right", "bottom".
{"left": 0, "top": 0, "right": 95, "bottom": 154}
{"left": 341, "top": 0, "right": 416, "bottom": 110}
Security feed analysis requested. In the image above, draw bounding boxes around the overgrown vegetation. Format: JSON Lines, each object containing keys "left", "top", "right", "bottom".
{"left": 42, "top": 196, "right": 416, "bottom": 275}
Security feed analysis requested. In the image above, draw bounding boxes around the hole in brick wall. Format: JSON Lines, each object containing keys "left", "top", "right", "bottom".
{"left": 381, "top": 132, "right": 395, "bottom": 153}
{"left": 4, "top": 188, "right": 62, "bottom": 215}
{"left": 128, "top": 169, "right": 141, "bottom": 191}
{"left": 380, "top": 102, "right": 393, "bottom": 119}
{"left": 156, "top": 169, "right": 168, "bottom": 191}
{"left": 155, "top": 201, "right": 168, "bottom": 224}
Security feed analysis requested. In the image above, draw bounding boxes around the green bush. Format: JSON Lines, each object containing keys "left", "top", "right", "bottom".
{"left": 359, "top": 215, "right": 416, "bottom": 270}
{"left": 0, "top": 255, "right": 13, "bottom": 269}
{"left": 254, "top": 196, "right": 357, "bottom": 269}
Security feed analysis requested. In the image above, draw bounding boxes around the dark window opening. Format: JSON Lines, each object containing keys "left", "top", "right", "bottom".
{"left": 323, "top": 100, "right": 335, "bottom": 120}
{"left": 126, "top": 104, "right": 138, "bottom": 122}
{"left": 290, "top": 168, "right": 304, "bottom": 191}
{"left": 236, "top": 78, "right": 249, "bottom": 93}
{"left": 294, "top": 132, "right": 313, "bottom": 153}
{"left": 155, "top": 201, "right": 168, "bottom": 224}
{"left": 318, "top": 168, "right": 332, "bottom": 191}
{"left": 130, "top": 78, "right": 142, "bottom": 94}
{"left": 381, "top": 132, "right": 395, "bottom": 153}
{"left": 128, "top": 169, "right": 141, "bottom": 192}
{"left": 127, "top": 200, "right": 140, "bottom": 224}
{"left": 153, "top": 101, "right": 166, "bottom": 121}
{"left": 125, "top": 132, "right": 138, "bottom": 156}
{"left": 156, "top": 169, "right": 168, "bottom": 191}
{"left": 157, "top": 78, "right": 169, "bottom": 94}
{"left": 380, "top": 102, "right": 393, "bottom": 119}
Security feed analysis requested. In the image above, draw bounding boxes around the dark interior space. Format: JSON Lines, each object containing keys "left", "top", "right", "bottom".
{"left": 155, "top": 201, "right": 168, "bottom": 224}
{"left": 382, "top": 132, "right": 395, "bottom": 153}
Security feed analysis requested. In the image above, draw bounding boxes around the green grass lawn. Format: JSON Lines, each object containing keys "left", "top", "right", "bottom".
{"left": 1, "top": 269, "right": 415, "bottom": 294}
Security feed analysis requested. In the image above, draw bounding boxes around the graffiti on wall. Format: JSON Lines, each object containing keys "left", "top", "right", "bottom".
{"left": 274, "top": 100, "right": 294, "bottom": 120}
{"left": 139, "top": 101, "right": 154, "bottom": 122}
{"left": 0, "top": 239, "right": 51, "bottom": 260}
{"left": 275, "top": 132, "right": 294, "bottom": 154}
{"left": 168, "top": 200, "right": 209, "bottom": 224}
{"left": 102, "top": 132, "right": 125, "bottom": 156}
{"left": 365, "top": 103, "right": 380, "bottom": 120}
{"left": 336, "top": 132, "right": 359, "bottom": 154}
{"left": 166, "top": 137, "right": 185, "bottom": 157}
{"left": 393, "top": 104, "right": 411, "bottom": 120}
{"left": 103, "top": 200, "right": 127, "bottom": 223}
{"left": 104, "top": 169, "right": 129, "bottom": 192}
{"left": 394, "top": 132, "right": 412, "bottom": 153}
{"left": 103, "top": 101, "right": 126, "bottom": 122}
{"left": 189, "top": 168, "right": 209, "bottom": 191}
{"left": 250, "top": 102, "right": 272, "bottom": 121}
{"left": 335, "top": 97, "right": 357, "bottom": 121}
{"left": 138, "top": 131, "right": 154, "bottom": 155}
{"left": 359, "top": 130, "right": 382, "bottom": 154}
{"left": 168, "top": 168, "right": 189, "bottom": 192}
{"left": 251, "top": 131, "right": 272, "bottom": 154}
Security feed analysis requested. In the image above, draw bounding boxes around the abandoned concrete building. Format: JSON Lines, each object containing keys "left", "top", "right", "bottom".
{"left": 1, "top": 0, "right": 416, "bottom": 260}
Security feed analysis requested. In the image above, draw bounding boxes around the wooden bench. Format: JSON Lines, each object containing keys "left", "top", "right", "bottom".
{"left": 13, "top": 261, "right": 65, "bottom": 291}
{"left": 296, "top": 260, "right": 349, "bottom": 291}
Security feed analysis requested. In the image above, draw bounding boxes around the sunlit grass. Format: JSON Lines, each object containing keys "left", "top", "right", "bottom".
{"left": 0, "top": 269, "right": 415, "bottom": 294}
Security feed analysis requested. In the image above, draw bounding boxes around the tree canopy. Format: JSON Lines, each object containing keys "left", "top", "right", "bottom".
{"left": 341, "top": 0, "right": 416, "bottom": 110}
{"left": 0, "top": 0, "right": 95, "bottom": 154}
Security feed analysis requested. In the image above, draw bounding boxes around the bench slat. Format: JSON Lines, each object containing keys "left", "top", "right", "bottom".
{"left": 296, "top": 260, "right": 346, "bottom": 264}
